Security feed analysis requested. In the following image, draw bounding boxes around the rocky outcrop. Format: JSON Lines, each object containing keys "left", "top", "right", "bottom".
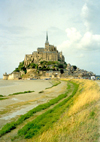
{"left": 62, "top": 63, "right": 95, "bottom": 78}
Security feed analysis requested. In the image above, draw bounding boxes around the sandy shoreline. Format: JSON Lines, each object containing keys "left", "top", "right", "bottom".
{"left": 0, "top": 79, "right": 52, "bottom": 96}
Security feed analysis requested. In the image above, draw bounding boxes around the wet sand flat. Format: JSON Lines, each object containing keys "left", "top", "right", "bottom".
{"left": 0, "top": 79, "right": 52, "bottom": 96}
{"left": 0, "top": 80, "right": 67, "bottom": 128}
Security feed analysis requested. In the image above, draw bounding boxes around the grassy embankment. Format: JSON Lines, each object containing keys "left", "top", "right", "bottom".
{"left": 17, "top": 81, "right": 78, "bottom": 139}
{"left": 0, "top": 79, "right": 99, "bottom": 142}
{"left": 27, "top": 79, "right": 99, "bottom": 142}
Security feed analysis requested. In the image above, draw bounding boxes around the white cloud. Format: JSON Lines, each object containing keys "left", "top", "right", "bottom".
{"left": 58, "top": 28, "right": 100, "bottom": 51}
{"left": 58, "top": 28, "right": 81, "bottom": 50}
{"left": 79, "top": 32, "right": 100, "bottom": 50}
{"left": 81, "top": 0, "right": 100, "bottom": 33}
{"left": 65, "top": 28, "right": 81, "bottom": 41}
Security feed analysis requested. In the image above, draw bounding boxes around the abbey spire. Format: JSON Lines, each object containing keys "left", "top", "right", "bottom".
{"left": 45, "top": 32, "right": 49, "bottom": 44}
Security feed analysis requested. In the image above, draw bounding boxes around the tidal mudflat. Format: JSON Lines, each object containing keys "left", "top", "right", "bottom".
{"left": 0, "top": 79, "right": 52, "bottom": 96}
{"left": 0, "top": 80, "right": 67, "bottom": 129}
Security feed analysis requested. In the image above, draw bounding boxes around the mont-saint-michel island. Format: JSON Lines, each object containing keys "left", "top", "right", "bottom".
{"left": 3, "top": 33, "right": 95, "bottom": 80}
{"left": 0, "top": 33, "right": 100, "bottom": 142}
{"left": 0, "top": 0, "right": 100, "bottom": 141}
{"left": 1, "top": 32, "right": 100, "bottom": 142}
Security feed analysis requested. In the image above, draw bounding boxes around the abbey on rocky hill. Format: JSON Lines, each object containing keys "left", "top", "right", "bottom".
{"left": 24, "top": 32, "right": 65, "bottom": 67}
{"left": 3, "top": 32, "right": 95, "bottom": 80}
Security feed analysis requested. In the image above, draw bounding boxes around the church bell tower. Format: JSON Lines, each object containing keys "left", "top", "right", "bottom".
{"left": 45, "top": 32, "right": 49, "bottom": 44}
{"left": 45, "top": 32, "right": 49, "bottom": 50}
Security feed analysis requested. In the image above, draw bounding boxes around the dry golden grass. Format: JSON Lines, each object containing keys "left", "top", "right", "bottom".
{"left": 68, "top": 79, "right": 100, "bottom": 116}
{"left": 27, "top": 79, "right": 100, "bottom": 142}
{"left": 30, "top": 107, "right": 98, "bottom": 142}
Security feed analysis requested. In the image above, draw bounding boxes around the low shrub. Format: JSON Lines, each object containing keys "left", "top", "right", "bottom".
{"left": 0, "top": 95, "right": 4, "bottom": 97}
{"left": 39, "top": 91, "right": 44, "bottom": 93}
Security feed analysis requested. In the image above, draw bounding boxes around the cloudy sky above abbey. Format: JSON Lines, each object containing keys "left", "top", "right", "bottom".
{"left": 0, "top": 0, "right": 100, "bottom": 77}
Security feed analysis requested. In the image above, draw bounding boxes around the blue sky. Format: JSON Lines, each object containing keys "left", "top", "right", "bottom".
{"left": 0, "top": 0, "right": 100, "bottom": 78}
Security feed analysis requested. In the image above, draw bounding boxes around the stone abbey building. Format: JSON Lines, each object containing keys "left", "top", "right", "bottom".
{"left": 24, "top": 33, "right": 65, "bottom": 67}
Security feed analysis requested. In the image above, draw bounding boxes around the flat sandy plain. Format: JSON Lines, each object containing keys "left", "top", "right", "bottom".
{"left": 0, "top": 79, "right": 67, "bottom": 129}
{"left": 0, "top": 79, "right": 52, "bottom": 96}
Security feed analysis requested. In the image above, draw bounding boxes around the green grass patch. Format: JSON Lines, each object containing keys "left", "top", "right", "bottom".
{"left": 0, "top": 95, "right": 7, "bottom": 100}
{"left": 89, "top": 110, "right": 95, "bottom": 119}
{"left": 0, "top": 81, "right": 70, "bottom": 137}
{"left": 38, "top": 91, "right": 44, "bottom": 93}
{"left": 0, "top": 98, "right": 7, "bottom": 100}
{"left": 18, "top": 82, "right": 79, "bottom": 139}
{"left": 9, "top": 90, "right": 35, "bottom": 96}
{"left": 0, "top": 95, "right": 4, "bottom": 97}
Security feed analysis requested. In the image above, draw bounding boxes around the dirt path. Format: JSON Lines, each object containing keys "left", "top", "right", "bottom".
{"left": 0, "top": 80, "right": 67, "bottom": 129}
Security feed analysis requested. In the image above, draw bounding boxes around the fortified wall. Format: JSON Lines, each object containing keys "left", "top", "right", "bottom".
{"left": 3, "top": 72, "right": 21, "bottom": 80}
